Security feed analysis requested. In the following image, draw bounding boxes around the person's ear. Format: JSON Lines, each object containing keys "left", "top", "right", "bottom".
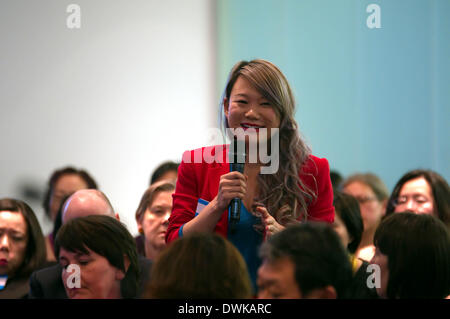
{"left": 305, "top": 285, "right": 337, "bottom": 299}
{"left": 135, "top": 214, "right": 144, "bottom": 234}
{"left": 137, "top": 222, "right": 144, "bottom": 235}
{"left": 116, "top": 255, "right": 131, "bottom": 281}
{"left": 115, "top": 212, "right": 120, "bottom": 221}
{"left": 223, "top": 97, "right": 229, "bottom": 117}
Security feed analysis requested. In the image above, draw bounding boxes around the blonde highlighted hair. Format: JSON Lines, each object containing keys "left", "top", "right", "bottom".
{"left": 221, "top": 59, "right": 315, "bottom": 224}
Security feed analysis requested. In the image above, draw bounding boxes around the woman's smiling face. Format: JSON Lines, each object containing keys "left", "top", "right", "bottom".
{"left": 224, "top": 76, "right": 280, "bottom": 144}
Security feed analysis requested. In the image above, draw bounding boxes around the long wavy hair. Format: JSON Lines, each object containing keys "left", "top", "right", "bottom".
{"left": 220, "top": 59, "right": 314, "bottom": 224}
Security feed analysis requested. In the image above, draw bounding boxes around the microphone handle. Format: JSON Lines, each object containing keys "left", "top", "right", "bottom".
{"left": 229, "top": 162, "right": 244, "bottom": 232}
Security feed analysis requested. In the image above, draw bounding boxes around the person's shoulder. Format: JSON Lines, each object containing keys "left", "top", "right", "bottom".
{"left": 31, "top": 262, "right": 61, "bottom": 281}
{"left": 301, "top": 154, "right": 330, "bottom": 176}
{"left": 180, "top": 144, "right": 229, "bottom": 167}
{"left": 182, "top": 144, "right": 228, "bottom": 157}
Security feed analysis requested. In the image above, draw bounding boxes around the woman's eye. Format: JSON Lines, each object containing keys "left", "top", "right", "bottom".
{"left": 237, "top": 100, "right": 248, "bottom": 104}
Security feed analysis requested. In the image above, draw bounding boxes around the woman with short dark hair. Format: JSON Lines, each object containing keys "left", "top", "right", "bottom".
{"left": 55, "top": 215, "right": 140, "bottom": 299}
{"left": 0, "top": 198, "right": 47, "bottom": 298}
{"left": 372, "top": 212, "right": 450, "bottom": 299}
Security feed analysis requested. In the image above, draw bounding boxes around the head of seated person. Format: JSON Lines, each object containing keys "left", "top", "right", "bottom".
{"left": 135, "top": 180, "right": 175, "bottom": 260}
{"left": 144, "top": 232, "right": 252, "bottom": 299}
{"left": 62, "top": 189, "right": 117, "bottom": 224}
{"left": 0, "top": 198, "right": 46, "bottom": 297}
{"left": 332, "top": 191, "right": 364, "bottom": 256}
{"left": 43, "top": 166, "right": 98, "bottom": 223}
{"left": 371, "top": 212, "right": 450, "bottom": 299}
{"left": 55, "top": 215, "right": 139, "bottom": 299}
{"left": 257, "top": 222, "right": 353, "bottom": 299}
{"left": 150, "top": 161, "right": 179, "bottom": 185}
{"left": 385, "top": 169, "right": 450, "bottom": 227}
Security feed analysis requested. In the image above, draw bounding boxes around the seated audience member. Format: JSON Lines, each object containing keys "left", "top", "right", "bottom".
{"left": 340, "top": 173, "right": 389, "bottom": 262}
{"left": 28, "top": 190, "right": 151, "bottom": 298}
{"left": 55, "top": 215, "right": 140, "bottom": 299}
{"left": 144, "top": 232, "right": 252, "bottom": 299}
{"left": 42, "top": 166, "right": 98, "bottom": 261}
{"left": 385, "top": 169, "right": 450, "bottom": 227}
{"left": 371, "top": 212, "right": 450, "bottom": 299}
{"left": 332, "top": 191, "right": 377, "bottom": 298}
{"left": 0, "top": 198, "right": 47, "bottom": 298}
{"left": 257, "top": 222, "right": 353, "bottom": 299}
{"left": 135, "top": 181, "right": 175, "bottom": 259}
{"left": 330, "top": 170, "right": 343, "bottom": 192}
{"left": 149, "top": 161, "right": 179, "bottom": 185}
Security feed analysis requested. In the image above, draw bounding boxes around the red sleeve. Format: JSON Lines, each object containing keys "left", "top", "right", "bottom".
{"left": 300, "top": 155, "right": 335, "bottom": 224}
{"left": 165, "top": 150, "right": 199, "bottom": 243}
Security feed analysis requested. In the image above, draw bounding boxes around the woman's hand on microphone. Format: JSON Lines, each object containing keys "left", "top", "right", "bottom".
{"left": 215, "top": 171, "right": 247, "bottom": 212}
{"left": 256, "top": 206, "right": 285, "bottom": 239}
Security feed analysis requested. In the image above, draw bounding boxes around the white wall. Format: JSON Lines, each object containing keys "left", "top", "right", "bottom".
{"left": 0, "top": 0, "right": 216, "bottom": 235}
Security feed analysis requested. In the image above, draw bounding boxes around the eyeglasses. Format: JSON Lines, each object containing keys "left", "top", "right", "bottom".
{"left": 353, "top": 196, "right": 377, "bottom": 205}
{"left": 392, "top": 195, "right": 431, "bottom": 207}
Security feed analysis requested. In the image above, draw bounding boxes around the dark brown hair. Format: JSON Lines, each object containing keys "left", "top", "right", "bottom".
{"left": 144, "top": 232, "right": 252, "bottom": 298}
{"left": 150, "top": 161, "right": 179, "bottom": 185}
{"left": 0, "top": 198, "right": 46, "bottom": 278}
{"left": 42, "top": 166, "right": 98, "bottom": 218}
{"left": 374, "top": 212, "right": 450, "bottom": 299}
{"left": 55, "top": 215, "right": 140, "bottom": 298}
{"left": 259, "top": 222, "right": 353, "bottom": 299}
{"left": 333, "top": 191, "right": 364, "bottom": 254}
{"left": 385, "top": 169, "right": 450, "bottom": 227}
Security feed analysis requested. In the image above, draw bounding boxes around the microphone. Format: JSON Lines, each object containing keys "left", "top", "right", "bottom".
{"left": 229, "top": 136, "right": 246, "bottom": 233}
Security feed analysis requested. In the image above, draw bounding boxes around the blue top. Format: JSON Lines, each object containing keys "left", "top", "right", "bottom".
{"left": 227, "top": 203, "right": 263, "bottom": 293}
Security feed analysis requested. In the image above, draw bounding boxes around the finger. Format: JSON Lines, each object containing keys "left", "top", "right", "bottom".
{"left": 220, "top": 180, "right": 247, "bottom": 190}
{"left": 256, "top": 206, "right": 270, "bottom": 218}
{"left": 223, "top": 192, "right": 245, "bottom": 200}
{"left": 220, "top": 185, "right": 247, "bottom": 196}
{"left": 223, "top": 171, "right": 246, "bottom": 181}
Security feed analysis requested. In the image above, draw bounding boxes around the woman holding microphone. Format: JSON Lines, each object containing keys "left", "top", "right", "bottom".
{"left": 166, "top": 59, "right": 334, "bottom": 290}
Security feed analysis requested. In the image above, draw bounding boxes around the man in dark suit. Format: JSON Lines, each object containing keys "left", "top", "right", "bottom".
{"left": 28, "top": 189, "right": 152, "bottom": 298}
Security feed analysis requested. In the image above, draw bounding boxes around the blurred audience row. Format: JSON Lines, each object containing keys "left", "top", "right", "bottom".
{"left": 0, "top": 162, "right": 449, "bottom": 299}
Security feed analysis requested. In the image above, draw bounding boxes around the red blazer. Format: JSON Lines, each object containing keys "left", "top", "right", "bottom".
{"left": 166, "top": 145, "right": 335, "bottom": 243}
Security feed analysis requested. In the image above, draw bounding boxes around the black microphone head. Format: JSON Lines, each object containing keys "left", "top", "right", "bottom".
{"left": 229, "top": 135, "right": 246, "bottom": 165}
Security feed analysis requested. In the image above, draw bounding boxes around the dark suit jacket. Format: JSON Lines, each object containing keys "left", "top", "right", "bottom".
{"left": 28, "top": 256, "right": 152, "bottom": 299}
{"left": 0, "top": 276, "right": 30, "bottom": 299}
